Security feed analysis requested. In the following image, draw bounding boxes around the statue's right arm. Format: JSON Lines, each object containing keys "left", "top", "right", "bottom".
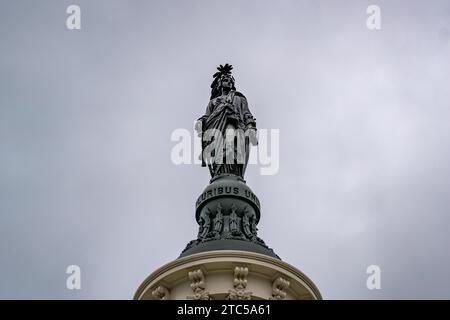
{"left": 196, "top": 100, "right": 212, "bottom": 133}
{"left": 201, "top": 100, "right": 212, "bottom": 119}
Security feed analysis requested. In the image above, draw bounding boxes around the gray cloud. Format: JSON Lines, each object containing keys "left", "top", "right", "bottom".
{"left": 1, "top": 0, "right": 450, "bottom": 299}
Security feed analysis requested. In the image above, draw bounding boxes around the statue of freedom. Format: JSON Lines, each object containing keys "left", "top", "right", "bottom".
{"left": 195, "top": 64, "right": 258, "bottom": 181}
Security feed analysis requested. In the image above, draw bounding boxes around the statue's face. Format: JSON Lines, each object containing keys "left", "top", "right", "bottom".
{"left": 220, "top": 76, "right": 233, "bottom": 89}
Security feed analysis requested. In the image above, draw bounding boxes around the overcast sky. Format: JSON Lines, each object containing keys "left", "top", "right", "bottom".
{"left": 1, "top": 0, "right": 450, "bottom": 299}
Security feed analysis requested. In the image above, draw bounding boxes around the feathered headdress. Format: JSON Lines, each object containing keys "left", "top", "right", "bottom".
{"left": 210, "top": 63, "right": 236, "bottom": 99}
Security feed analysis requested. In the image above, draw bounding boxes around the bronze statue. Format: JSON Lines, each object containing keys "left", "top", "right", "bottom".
{"left": 196, "top": 64, "right": 258, "bottom": 181}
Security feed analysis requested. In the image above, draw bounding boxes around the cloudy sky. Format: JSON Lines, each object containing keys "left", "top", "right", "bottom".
{"left": 1, "top": 0, "right": 450, "bottom": 299}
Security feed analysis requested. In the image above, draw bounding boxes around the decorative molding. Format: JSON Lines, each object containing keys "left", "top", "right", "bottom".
{"left": 242, "top": 206, "right": 257, "bottom": 239}
{"left": 270, "top": 277, "right": 290, "bottom": 300}
{"left": 227, "top": 266, "right": 252, "bottom": 300}
{"left": 229, "top": 203, "right": 239, "bottom": 234}
{"left": 151, "top": 285, "right": 170, "bottom": 300}
{"left": 183, "top": 201, "right": 277, "bottom": 255}
{"left": 186, "top": 269, "right": 212, "bottom": 300}
{"left": 197, "top": 207, "right": 211, "bottom": 239}
{"left": 212, "top": 202, "right": 223, "bottom": 237}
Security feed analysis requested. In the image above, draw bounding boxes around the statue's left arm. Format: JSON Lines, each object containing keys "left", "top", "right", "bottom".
{"left": 240, "top": 96, "right": 258, "bottom": 145}
{"left": 240, "top": 96, "right": 256, "bottom": 129}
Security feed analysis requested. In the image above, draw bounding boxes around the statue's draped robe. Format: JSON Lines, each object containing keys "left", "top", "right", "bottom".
{"left": 199, "top": 91, "right": 256, "bottom": 179}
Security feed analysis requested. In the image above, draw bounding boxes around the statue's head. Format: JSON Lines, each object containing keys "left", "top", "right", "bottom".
{"left": 210, "top": 64, "right": 236, "bottom": 99}
{"left": 219, "top": 74, "right": 235, "bottom": 90}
